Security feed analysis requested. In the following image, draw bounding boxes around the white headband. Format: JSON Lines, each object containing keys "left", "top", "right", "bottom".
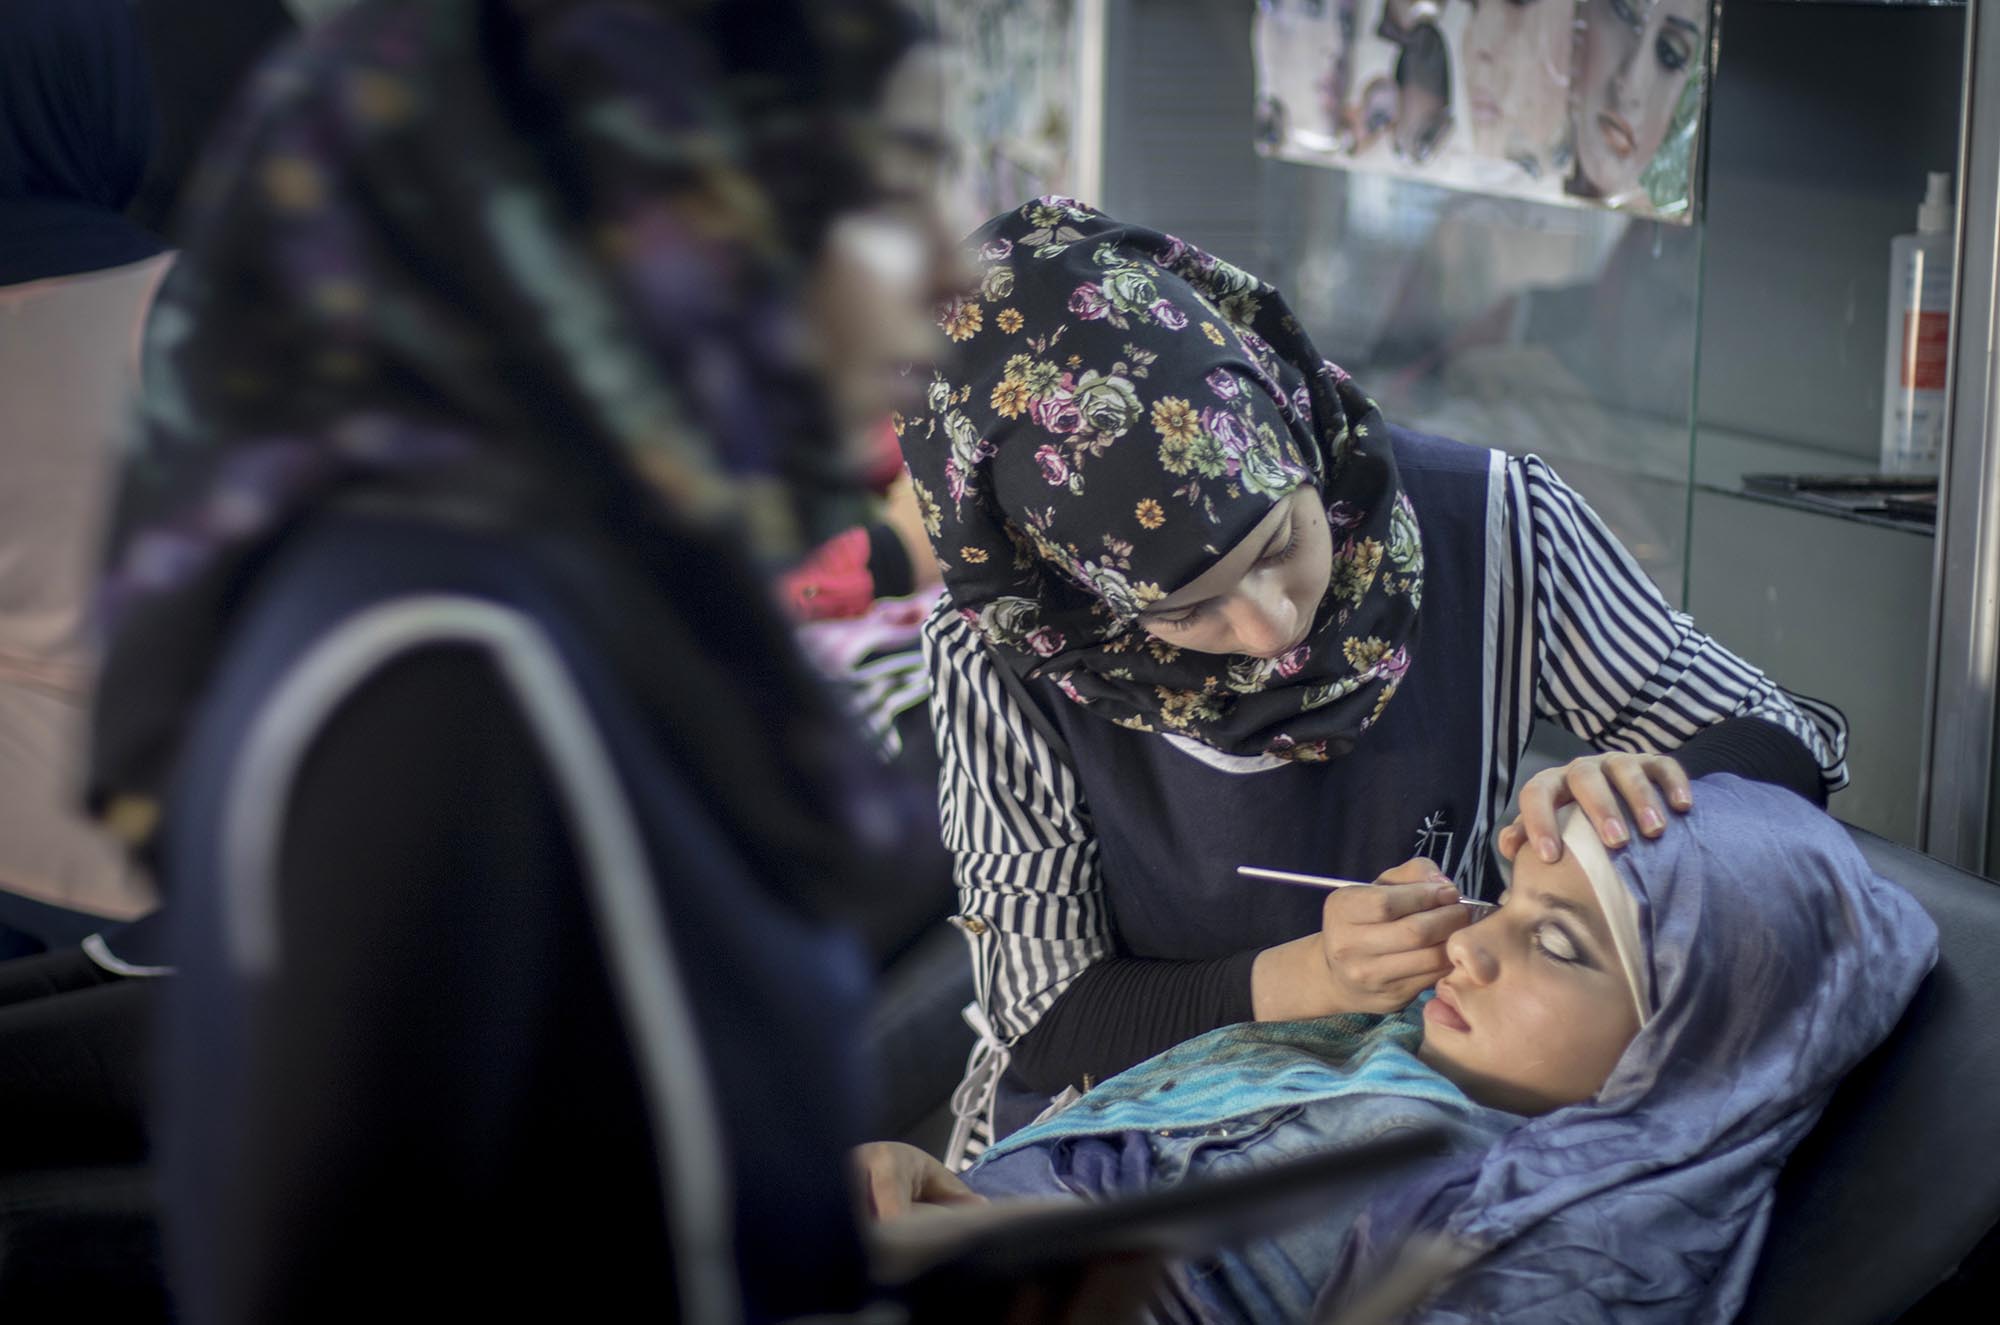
{"left": 1558, "top": 806, "right": 1655, "bottom": 1026}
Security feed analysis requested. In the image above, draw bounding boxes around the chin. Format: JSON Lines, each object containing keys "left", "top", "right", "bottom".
{"left": 1573, "top": 147, "right": 1641, "bottom": 203}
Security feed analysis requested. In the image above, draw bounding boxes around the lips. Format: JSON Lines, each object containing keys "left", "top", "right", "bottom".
{"left": 1597, "top": 112, "right": 1636, "bottom": 160}
{"left": 1426, "top": 982, "right": 1471, "bottom": 1033}
{"left": 1470, "top": 95, "right": 1501, "bottom": 127}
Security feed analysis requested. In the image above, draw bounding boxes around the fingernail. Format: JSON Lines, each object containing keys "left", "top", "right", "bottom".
{"left": 1537, "top": 837, "right": 1559, "bottom": 863}
{"left": 1641, "top": 808, "right": 1665, "bottom": 833}
{"left": 1433, "top": 884, "right": 1458, "bottom": 904}
{"left": 1604, "top": 819, "right": 1629, "bottom": 846}
{"left": 1428, "top": 870, "right": 1452, "bottom": 886}
{"left": 1672, "top": 790, "right": 1693, "bottom": 809}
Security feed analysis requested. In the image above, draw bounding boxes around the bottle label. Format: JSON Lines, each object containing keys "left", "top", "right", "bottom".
{"left": 1903, "top": 311, "right": 1951, "bottom": 390}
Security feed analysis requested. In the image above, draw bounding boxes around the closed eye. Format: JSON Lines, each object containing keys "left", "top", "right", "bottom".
{"left": 1149, "top": 603, "right": 1211, "bottom": 630}
{"left": 1147, "top": 516, "right": 1297, "bottom": 631}
{"left": 1258, "top": 521, "right": 1301, "bottom": 566}
{"left": 1532, "top": 921, "right": 1583, "bottom": 965}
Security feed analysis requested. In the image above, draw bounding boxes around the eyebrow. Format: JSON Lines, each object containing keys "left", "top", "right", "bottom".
{"left": 882, "top": 126, "right": 958, "bottom": 164}
{"left": 1140, "top": 512, "right": 1293, "bottom": 618}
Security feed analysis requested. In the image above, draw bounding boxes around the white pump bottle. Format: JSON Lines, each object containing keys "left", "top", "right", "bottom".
{"left": 1880, "top": 171, "right": 1956, "bottom": 476}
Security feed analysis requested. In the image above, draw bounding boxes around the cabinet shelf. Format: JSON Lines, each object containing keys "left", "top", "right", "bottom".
{"left": 1711, "top": 484, "right": 1937, "bottom": 535}
{"left": 1752, "top": 1, "right": 1964, "bottom": 10}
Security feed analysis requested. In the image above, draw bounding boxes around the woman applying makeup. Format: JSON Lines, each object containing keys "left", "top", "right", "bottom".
{"left": 899, "top": 200, "right": 1845, "bottom": 1161}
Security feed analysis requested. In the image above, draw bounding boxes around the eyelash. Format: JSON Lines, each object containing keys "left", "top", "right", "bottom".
{"left": 1531, "top": 924, "right": 1581, "bottom": 966}
{"left": 1151, "top": 526, "right": 1301, "bottom": 631}
{"left": 1495, "top": 894, "right": 1583, "bottom": 966}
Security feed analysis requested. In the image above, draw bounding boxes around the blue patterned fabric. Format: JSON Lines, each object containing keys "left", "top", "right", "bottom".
{"left": 968, "top": 1004, "right": 1519, "bottom": 1321}
{"left": 978, "top": 1006, "right": 1473, "bottom": 1159}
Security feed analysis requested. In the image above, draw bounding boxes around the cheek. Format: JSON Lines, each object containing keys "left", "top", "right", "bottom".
{"left": 1292, "top": 524, "right": 1335, "bottom": 609}
{"left": 1510, "top": 978, "right": 1637, "bottom": 1101}
{"left": 1641, "top": 69, "right": 1692, "bottom": 139}
{"left": 1543, "top": 17, "right": 1576, "bottom": 73}
{"left": 1582, "top": 27, "right": 1620, "bottom": 100}
{"left": 1464, "top": 27, "right": 1499, "bottom": 72}
{"left": 813, "top": 218, "right": 932, "bottom": 348}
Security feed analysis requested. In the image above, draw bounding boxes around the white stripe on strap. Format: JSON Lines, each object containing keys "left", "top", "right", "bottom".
{"left": 218, "top": 595, "right": 740, "bottom": 1325}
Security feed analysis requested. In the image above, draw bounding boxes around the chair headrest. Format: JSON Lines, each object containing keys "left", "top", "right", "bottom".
{"left": 1741, "top": 826, "right": 2000, "bottom": 1322}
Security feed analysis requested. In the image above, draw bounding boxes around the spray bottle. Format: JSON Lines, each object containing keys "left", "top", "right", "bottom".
{"left": 1881, "top": 171, "right": 1956, "bottom": 475}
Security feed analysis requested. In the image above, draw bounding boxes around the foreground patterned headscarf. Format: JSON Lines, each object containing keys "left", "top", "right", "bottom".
{"left": 899, "top": 199, "right": 1421, "bottom": 760}
{"left": 1333, "top": 775, "right": 1939, "bottom": 1322}
{"left": 89, "top": 0, "right": 925, "bottom": 912}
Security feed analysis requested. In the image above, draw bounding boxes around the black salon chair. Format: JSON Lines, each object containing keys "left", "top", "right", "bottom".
{"left": 1743, "top": 825, "right": 2000, "bottom": 1322}
{"left": 0, "top": 1166, "right": 167, "bottom": 1316}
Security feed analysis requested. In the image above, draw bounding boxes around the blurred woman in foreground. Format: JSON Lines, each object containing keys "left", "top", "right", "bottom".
{"left": 86, "top": 0, "right": 957, "bottom": 1319}
{"left": 0, "top": 0, "right": 172, "bottom": 1179}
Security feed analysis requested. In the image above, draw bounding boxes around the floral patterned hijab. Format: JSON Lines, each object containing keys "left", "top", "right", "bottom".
{"left": 89, "top": 0, "right": 927, "bottom": 914}
{"left": 899, "top": 199, "right": 1421, "bottom": 760}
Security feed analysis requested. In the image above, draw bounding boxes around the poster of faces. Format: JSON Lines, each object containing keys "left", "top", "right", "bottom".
{"left": 1252, "top": 0, "right": 1712, "bottom": 222}
{"left": 926, "top": 0, "right": 1083, "bottom": 231}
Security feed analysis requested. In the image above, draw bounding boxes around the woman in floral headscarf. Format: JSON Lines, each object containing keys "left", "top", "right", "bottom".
{"left": 899, "top": 199, "right": 1849, "bottom": 1160}
{"left": 83, "top": 1, "right": 956, "bottom": 1319}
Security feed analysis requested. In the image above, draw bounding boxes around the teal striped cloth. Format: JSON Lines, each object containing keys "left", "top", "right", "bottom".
{"left": 978, "top": 999, "right": 1475, "bottom": 1163}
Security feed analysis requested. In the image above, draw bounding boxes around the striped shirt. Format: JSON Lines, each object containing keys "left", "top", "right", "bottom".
{"left": 923, "top": 449, "right": 1848, "bottom": 1161}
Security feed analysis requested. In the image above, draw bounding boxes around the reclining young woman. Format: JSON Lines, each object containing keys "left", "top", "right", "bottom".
{"left": 896, "top": 200, "right": 1849, "bottom": 1156}
{"left": 859, "top": 775, "right": 1937, "bottom": 1323}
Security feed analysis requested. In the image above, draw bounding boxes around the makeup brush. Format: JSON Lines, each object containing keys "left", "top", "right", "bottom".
{"left": 1235, "top": 865, "right": 1497, "bottom": 914}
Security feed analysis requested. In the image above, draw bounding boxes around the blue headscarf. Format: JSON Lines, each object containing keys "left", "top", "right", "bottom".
{"left": 0, "top": 0, "right": 166, "bottom": 285}
{"left": 1331, "top": 774, "right": 1939, "bottom": 1322}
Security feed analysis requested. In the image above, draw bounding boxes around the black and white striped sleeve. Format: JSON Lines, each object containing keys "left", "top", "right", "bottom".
{"left": 1509, "top": 455, "right": 1850, "bottom": 794}
{"left": 922, "top": 604, "right": 1111, "bottom": 1043}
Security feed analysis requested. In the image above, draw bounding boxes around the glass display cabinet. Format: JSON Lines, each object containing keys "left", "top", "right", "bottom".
{"left": 1079, "top": 0, "right": 1996, "bottom": 863}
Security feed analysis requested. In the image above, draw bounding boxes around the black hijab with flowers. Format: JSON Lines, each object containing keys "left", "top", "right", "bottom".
{"left": 900, "top": 200, "right": 1422, "bottom": 761}
{"left": 89, "top": 0, "right": 926, "bottom": 915}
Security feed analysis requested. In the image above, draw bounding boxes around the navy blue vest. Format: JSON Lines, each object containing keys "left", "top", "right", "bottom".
{"left": 1027, "top": 430, "right": 1499, "bottom": 962}
{"left": 155, "top": 512, "right": 876, "bottom": 1322}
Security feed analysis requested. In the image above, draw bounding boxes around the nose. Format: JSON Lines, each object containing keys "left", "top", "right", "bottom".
{"left": 1221, "top": 572, "right": 1299, "bottom": 658}
{"left": 1445, "top": 921, "right": 1500, "bottom": 986}
{"left": 1610, "top": 31, "right": 1649, "bottom": 117}
{"left": 934, "top": 226, "right": 979, "bottom": 304}
{"left": 923, "top": 186, "right": 980, "bottom": 302}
